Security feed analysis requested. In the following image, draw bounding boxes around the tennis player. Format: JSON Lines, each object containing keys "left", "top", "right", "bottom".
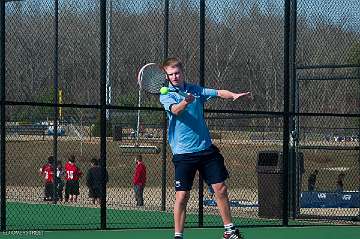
{"left": 160, "top": 57, "right": 250, "bottom": 239}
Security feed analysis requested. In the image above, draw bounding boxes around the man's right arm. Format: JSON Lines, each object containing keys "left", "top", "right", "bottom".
{"left": 170, "top": 94, "right": 195, "bottom": 115}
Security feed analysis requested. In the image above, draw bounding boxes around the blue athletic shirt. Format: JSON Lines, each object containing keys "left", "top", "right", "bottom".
{"left": 159, "top": 82, "right": 218, "bottom": 155}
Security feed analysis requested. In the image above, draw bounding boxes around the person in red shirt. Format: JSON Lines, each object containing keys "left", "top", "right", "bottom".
{"left": 39, "top": 156, "right": 55, "bottom": 201}
{"left": 133, "top": 155, "right": 146, "bottom": 206}
{"left": 64, "top": 155, "right": 83, "bottom": 203}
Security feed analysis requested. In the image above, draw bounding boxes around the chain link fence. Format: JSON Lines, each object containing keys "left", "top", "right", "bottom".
{"left": 296, "top": 0, "right": 360, "bottom": 223}
{"left": 0, "top": 0, "right": 359, "bottom": 231}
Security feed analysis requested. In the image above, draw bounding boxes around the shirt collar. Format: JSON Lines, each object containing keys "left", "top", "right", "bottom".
{"left": 168, "top": 82, "right": 187, "bottom": 92}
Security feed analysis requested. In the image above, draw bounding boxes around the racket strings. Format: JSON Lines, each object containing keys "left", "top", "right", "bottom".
{"left": 139, "top": 65, "right": 167, "bottom": 94}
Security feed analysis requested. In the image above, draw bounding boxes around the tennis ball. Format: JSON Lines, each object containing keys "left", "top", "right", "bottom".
{"left": 160, "top": 87, "right": 169, "bottom": 95}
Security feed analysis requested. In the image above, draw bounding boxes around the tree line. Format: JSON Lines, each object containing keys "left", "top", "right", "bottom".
{"left": 4, "top": 0, "right": 360, "bottom": 131}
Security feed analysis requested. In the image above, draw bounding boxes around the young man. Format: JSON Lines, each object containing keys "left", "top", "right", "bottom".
{"left": 133, "top": 155, "right": 147, "bottom": 206}
{"left": 159, "top": 57, "right": 250, "bottom": 239}
{"left": 86, "top": 158, "right": 109, "bottom": 204}
{"left": 64, "top": 155, "right": 83, "bottom": 203}
{"left": 39, "top": 156, "right": 55, "bottom": 201}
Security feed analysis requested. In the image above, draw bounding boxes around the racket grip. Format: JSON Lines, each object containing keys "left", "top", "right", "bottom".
{"left": 178, "top": 91, "right": 189, "bottom": 98}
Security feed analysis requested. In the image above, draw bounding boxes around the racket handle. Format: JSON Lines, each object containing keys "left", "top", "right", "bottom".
{"left": 178, "top": 90, "right": 200, "bottom": 98}
{"left": 177, "top": 90, "right": 189, "bottom": 98}
{"left": 167, "top": 88, "right": 198, "bottom": 98}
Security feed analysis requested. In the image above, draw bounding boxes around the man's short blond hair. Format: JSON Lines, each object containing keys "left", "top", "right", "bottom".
{"left": 162, "top": 57, "right": 183, "bottom": 69}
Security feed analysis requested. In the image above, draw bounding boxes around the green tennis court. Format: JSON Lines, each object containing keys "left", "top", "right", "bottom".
{"left": 6, "top": 202, "right": 281, "bottom": 230}
{"left": 4, "top": 202, "right": 360, "bottom": 239}
{"left": 2, "top": 226, "right": 360, "bottom": 239}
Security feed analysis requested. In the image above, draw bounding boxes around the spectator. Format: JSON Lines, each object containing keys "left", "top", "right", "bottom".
{"left": 64, "top": 155, "right": 83, "bottom": 203}
{"left": 39, "top": 156, "right": 55, "bottom": 201}
{"left": 86, "top": 158, "right": 108, "bottom": 204}
{"left": 336, "top": 172, "right": 346, "bottom": 192}
{"left": 307, "top": 169, "right": 319, "bottom": 191}
{"left": 55, "top": 160, "right": 65, "bottom": 202}
{"left": 133, "top": 155, "right": 146, "bottom": 206}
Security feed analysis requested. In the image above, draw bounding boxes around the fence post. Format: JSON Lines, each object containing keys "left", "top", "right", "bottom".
{"left": 289, "top": 0, "right": 299, "bottom": 219}
{"left": 198, "top": 0, "right": 205, "bottom": 228}
{"left": 0, "top": 0, "right": 6, "bottom": 231}
{"left": 100, "top": 0, "right": 107, "bottom": 230}
{"left": 282, "top": 0, "right": 291, "bottom": 226}
{"left": 52, "top": 0, "right": 59, "bottom": 205}
{"left": 161, "top": 0, "right": 169, "bottom": 212}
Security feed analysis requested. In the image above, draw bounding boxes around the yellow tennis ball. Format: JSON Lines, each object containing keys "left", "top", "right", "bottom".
{"left": 160, "top": 87, "right": 169, "bottom": 95}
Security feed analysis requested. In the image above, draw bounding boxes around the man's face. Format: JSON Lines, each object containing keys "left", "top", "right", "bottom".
{"left": 164, "top": 65, "right": 184, "bottom": 87}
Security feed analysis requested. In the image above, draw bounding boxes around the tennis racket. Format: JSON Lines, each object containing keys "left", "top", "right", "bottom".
{"left": 137, "top": 63, "right": 188, "bottom": 97}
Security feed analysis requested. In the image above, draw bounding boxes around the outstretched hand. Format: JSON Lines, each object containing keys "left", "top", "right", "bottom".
{"left": 232, "top": 91, "right": 252, "bottom": 101}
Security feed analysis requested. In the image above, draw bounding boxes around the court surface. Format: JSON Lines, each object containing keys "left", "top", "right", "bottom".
{"left": 4, "top": 202, "right": 360, "bottom": 238}
{"left": 2, "top": 226, "right": 360, "bottom": 239}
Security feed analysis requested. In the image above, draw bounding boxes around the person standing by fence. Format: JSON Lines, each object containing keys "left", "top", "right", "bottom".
{"left": 307, "top": 170, "right": 319, "bottom": 191}
{"left": 86, "top": 158, "right": 109, "bottom": 204}
{"left": 336, "top": 172, "right": 346, "bottom": 192}
{"left": 39, "top": 156, "right": 55, "bottom": 201}
{"left": 133, "top": 155, "right": 146, "bottom": 206}
{"left": 64, "top": 155, "right": 83, "bottom": 203}
{"left": 55, "top": 160, "right": 65, "bottom": 201}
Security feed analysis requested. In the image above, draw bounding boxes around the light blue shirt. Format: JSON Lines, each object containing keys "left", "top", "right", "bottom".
{"left": 159, "top": 83, "right": 218, "bottom": 155}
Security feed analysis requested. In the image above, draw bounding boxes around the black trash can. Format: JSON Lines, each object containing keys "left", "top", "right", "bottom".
{"left": 113, "top": 125, "right": 122, "bottom": 141}
{"left": 256, "top": 151, "right": 284, "bottom": 218}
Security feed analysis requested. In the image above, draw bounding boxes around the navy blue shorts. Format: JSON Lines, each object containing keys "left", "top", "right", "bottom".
{"left": 172, "top": 145, "right": 229, "bottom": 191}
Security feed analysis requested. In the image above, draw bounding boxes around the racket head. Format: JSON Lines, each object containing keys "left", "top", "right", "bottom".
{"left": 137, "top": 63, "right": 167, "bottom": 94}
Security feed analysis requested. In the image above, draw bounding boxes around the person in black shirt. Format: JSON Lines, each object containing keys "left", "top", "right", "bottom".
{"left": 55, "top": 160, "right": 65, "bottom": 201}
{"left": 336, "top": 172, "right": 346, "bottom": 192}
{"left": 86, "top": 158, "right": 108, "bottom": 204}
{"left": 307, "top": 169, "right": 319, "bottom": 191}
